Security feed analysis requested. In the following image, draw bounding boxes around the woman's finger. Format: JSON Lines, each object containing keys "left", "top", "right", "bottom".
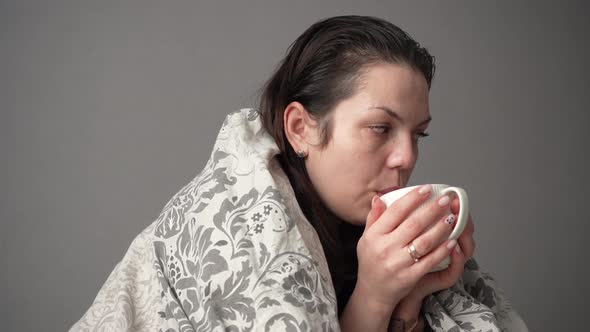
{"left": 450, "top": 196, "right": 461, "bottom": 215}
{"left": 399, "top": 213, "right": 456, "bottom": 264}
{"left": 410, "top": 237, "right": 458, "bottom": 277}
{"left": 431, "top": 242, "right": 466, "bottom": 291}
{"left": 392, "top": 192, "right": 453, "bottom": 245}
{"left": 463, "top": 217, "right": 474, "bottom": 236}
{"left": 370, "top": 184, "right": 433, "bottom": 235}
{"left": 365, "top": 195, "right": 387, "bottom": 230}
{"left": 458, "top": 234, "right": 475, "bottom": 259}
{"left": 457, "top": 219, "right": 475, "bottom": 258}
{"left": 414, "top": 242, "right": 466, "bottom": 296}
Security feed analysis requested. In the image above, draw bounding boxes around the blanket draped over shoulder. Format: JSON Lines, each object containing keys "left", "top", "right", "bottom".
{"left": 71, "top": 109, "right": 528, "bottom": 332}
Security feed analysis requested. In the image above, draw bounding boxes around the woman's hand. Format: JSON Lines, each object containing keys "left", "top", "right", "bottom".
{"left": 341, "top": 185, "right": 463, "bottom": 331}
{"left": 414, "top": 197, "right": 475, "bottom": 295}
{"left": 392, "top": 197, "right": 476, "bottom": 324}
{"left": 353, "top": 185, "right": 461, "bottom": 313}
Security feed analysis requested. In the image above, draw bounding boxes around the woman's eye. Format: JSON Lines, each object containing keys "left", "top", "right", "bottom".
{"left": 414, "top": 132, "right": 430, "bottom": 141}
{"left": 368, "top": 125, "right": 390, "bottom": 135}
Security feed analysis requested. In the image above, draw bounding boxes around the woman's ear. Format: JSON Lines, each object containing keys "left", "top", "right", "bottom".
{"left": 283, "top": 101, "right": 318, "bottom": 156}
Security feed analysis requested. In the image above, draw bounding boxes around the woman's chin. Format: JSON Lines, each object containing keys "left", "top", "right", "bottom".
{"left": 341, "top": 215, "right": 367, "bottom": 227}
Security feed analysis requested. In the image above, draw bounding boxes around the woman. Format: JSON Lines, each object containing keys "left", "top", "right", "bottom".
{"left": 71, "top": 15, "right": 528, "bottom": 331}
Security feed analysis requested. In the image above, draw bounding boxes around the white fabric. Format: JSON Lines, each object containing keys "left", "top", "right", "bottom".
{"left": 71, "top": 109, "right": 528, "bottom": 332}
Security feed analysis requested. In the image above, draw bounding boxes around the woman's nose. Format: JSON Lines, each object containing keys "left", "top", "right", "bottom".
{"left": 385, "top": 135, "right": 416, "bottom": 169}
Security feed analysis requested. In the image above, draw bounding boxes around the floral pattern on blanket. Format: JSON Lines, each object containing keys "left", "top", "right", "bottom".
{"left": 147, "top": 109, "right": 338, "bottom": 331}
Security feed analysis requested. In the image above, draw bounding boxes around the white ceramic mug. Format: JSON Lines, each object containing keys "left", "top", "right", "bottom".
{"left": 379, "top": 184, "right": 469, "bottom": 272}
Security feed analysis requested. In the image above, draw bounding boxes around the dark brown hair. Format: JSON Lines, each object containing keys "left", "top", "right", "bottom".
{"left": 259, "top": 15, "right": 435, "bottom": 315}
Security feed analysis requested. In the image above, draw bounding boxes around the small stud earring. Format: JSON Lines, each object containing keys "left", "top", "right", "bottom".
{"left": 296, "top": 150, "right": 307, "bottom": 158}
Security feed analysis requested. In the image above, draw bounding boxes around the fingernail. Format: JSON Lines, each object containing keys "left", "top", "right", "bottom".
{"left": 455, "top": 244, "right": 462, "bottom": 254}
{"left": 419, "top": 184, "right": 432, "bottom": 194}
{"left": 446, "top": 239, "right": 457, "bottom": 249}
{"left": 371, "top": 196, "right": 379, "bottom": 208}
{"left": 444, "top": 214, "right": 455, "bottom": 225}
{"left": 438, "top": 195, "right": 450, "bottom": 206}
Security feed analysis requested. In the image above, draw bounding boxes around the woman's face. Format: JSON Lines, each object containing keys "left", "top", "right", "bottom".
{"left": 305, "top": 63, "right": 431, "bottom": 225}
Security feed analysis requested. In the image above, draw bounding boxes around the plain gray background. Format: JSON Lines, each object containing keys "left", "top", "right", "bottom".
{"left": 1, "top": 1, "right": 588, "bottom": 331}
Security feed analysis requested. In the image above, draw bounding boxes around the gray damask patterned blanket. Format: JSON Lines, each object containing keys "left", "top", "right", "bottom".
{"left": 71, "top": 109, "right": 528, "bottom": 331}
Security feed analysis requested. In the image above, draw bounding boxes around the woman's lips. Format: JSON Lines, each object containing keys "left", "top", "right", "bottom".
{"left": 377, "top": 186, "right": 400, "bottom": 196}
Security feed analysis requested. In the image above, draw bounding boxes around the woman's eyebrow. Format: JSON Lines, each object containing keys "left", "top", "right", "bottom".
{"left": 368, "top": 106, "right": 432, "bottom": 126}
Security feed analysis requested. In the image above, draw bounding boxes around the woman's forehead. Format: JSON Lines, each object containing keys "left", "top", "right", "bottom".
{"left": 339, "top": 67, "right": 430, "bottom": 120}
{"left": 360, "top": 64, "right": 429, "bottom": 98}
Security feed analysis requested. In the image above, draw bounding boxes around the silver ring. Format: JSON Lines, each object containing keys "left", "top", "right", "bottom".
{"left": 407, "top": 243, "right": 422, "bottom": 263}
